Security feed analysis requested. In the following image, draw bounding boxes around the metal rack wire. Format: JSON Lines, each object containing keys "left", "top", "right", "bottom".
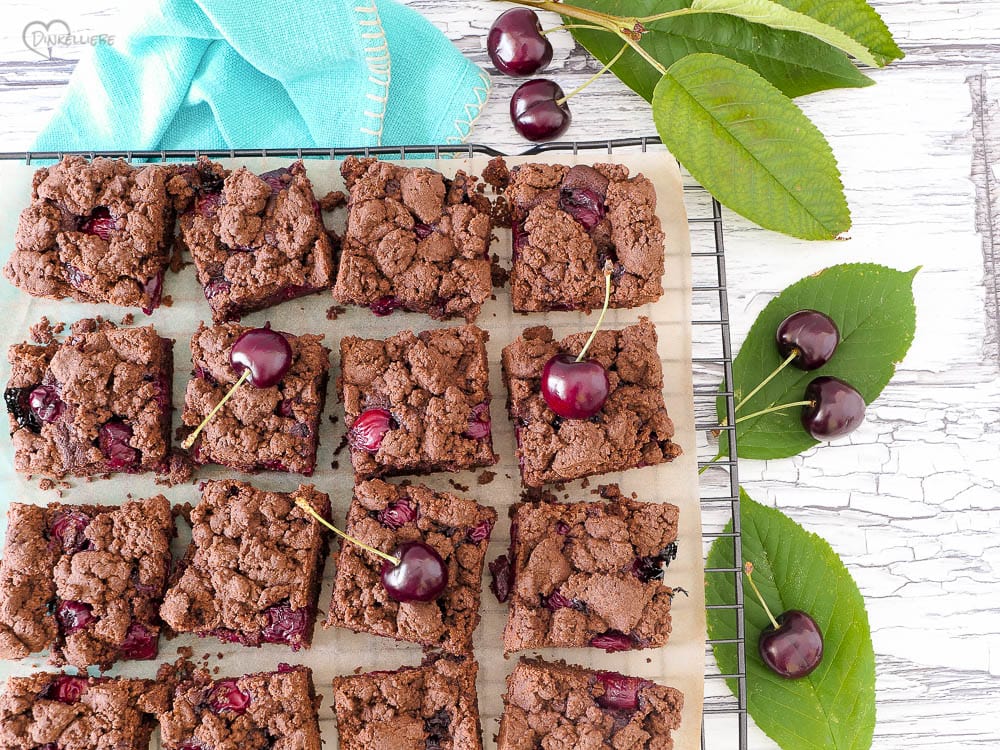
{"left": 0, "top": 137, "right": 747, "bottom": 750}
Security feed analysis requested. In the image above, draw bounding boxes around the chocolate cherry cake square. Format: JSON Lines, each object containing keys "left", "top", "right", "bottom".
{"left": 143, "top": 660, "right": 322, "bottom": 750}
{"left": 500, "top": 487, "right": 680, "bottom": 654}
{"left": 0, "top": 495, "right": 174, "bottom": 670}
{"left": 333, "top": 156, "right": 493, "bottom": 322}
{"left": 0, "top": 673, "right": 156, "bottom": 750}
{"left": 5, "top": 318, "right": 173, "bottom": 478}
{"left": 181, "top": 322, "right": 330, "bottom": 475}
{"left": 179, "top": 158, "right": 336, "bottom": 323}
{"left": 332, "top": 657, "right": 482, "bottom": 750}
{"left": 506, "top": 161, "right": 665, "bottom": 313}
{"left": 497, "top": 658, "right": 683, "bottom": 750}
{"left": 339, "top": 324, "right": 497, "bottom": 479}
{"left": 326, "top": 479, "right": 495, "bottom": 655}
{"left": 3, "top": 156, "right": 180, "bottom": 312}
{"left": 160, "top": 480, "right": 330, "bottom": 650}
{"left": 501, "top": 317, "right": 681, "bottom": 488}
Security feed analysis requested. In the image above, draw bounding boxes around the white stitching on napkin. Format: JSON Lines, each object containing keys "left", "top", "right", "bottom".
{"left": 446, "top": 69, "right": 491, "bottom": 144}
{"left": 354, "top": 4, "right": 391, "bottom": 144}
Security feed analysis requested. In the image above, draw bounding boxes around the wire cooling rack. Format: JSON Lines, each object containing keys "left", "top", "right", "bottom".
{"left": 0, "top": 137, "right": 747, "bottom": 750}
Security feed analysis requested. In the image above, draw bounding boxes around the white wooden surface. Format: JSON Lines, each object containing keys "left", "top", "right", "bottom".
{"left": 1, "top": 1, "right": 1000, "bottom": 748}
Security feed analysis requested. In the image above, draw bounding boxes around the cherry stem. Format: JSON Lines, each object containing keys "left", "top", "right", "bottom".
{"left": 493, "top": 0, "right": 666, "bottom": 75}
{"left": 181, "top": 369, "right": 250, "bottom": 449}
{"left": 556, "top": 43, "right": 629, "bottom": 105}
{"left": 575, "top": 262, "right": 614, "bottom": 363}
{"left": 735, "top": 400, "right": 814, "bottom": 424}
{"left": 541, "top": 23, "right": 607, "bottom": 35}
{"left": 294, "top": 497, "right": 400, "bottom": 567}
{"left": 744, "top": 562, "right": 780, "bottom": 630}
{"left": 734, "top": 350, "right": 798, "bottom": 413}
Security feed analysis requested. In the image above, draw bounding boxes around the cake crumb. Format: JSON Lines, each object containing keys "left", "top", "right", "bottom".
{"left": 520, "top": 487, "right": 559, "bottom": 504}
{"left": 177, "top": 646, "right": 194, "bottom": 658}
{"left": 319, "top": 190, "right": 347, "bottom": 211}
{"left": 161, "top": 295, "right": 174, "bottom": 308}
{"left": 332, "top": 434, "right": 349, "bottom": 457}
{"left": 29, "top": 317, "right": 63, "bottom": 344}
{"left": 581, "top": 478, "right": 590, "bottom": 489}
{"left": 120, "top": 313, "right": 135, "bottom": 326}
{"left": 491, "top": 252, "right": 510, "bottom": 288}
{"left": 482, "top": 156, "right": 510, "bottom": 191}
{"left": 156, "top": 451, "right": 195, "bottom": 487}
{"left": 326, "top": 304, "right": 347, "bottom": 320}
{"left": 172, "top": 502, "right": 195, "bottom": 525}
{"left": 328, "top": 414, "right": 340, "bottom": 425}
{"left": 38, "top": 478, "right": 55, "bottom": 491}
{"left": 331, "top": 461, "right": 340, "bottom": 470}
{"left": 477, "top": 470, "right": 496, "bottom": 485}
{"left": 448, "top": 479, "right": 470, "bottom": 493}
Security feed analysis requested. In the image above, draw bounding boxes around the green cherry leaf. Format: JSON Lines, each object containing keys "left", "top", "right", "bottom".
{"left": 771, "top": 0, "right": 904, "bottom": 66}
{"left": 718, "top": 263, "right": 919, "bottom": 459}
{"left": 706, "top": 488, "right": 876, "bottom": 750}
{"left": 652, "top": 53, "right": 850, "bottom": 239}
{"left": 686, "top": 0, "right": 880, "bottom": 68}
{"left": 569, "top": 2, "right": 873, "bottom": 100}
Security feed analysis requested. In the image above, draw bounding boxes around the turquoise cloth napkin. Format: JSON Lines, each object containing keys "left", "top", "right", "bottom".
{"left": 34, "top": 0, "right": 491, "bottom": 151}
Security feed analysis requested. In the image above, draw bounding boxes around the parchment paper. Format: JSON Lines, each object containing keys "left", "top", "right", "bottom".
{"left": 0, "top": 152, "right": 704, "bottom": 749}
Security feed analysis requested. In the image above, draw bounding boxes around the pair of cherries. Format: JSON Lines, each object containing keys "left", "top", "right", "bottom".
{"left": 488, "top": 9, "right": 572, "bottom": 141}
{"left": 182, "top": 326, "right": 448, "bottom": 604}
{"left": 737, "top": 309, "right": 866, "bottom": 440}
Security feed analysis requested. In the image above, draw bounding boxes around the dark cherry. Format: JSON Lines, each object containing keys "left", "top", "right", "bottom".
{"left": 759, "top": 610, "right": 824, "bottom": 679}
{"left": 258, "top": 168, "right": 289, "bottom": 193}
{"left": 544, "top": 589, "right": 583, "bottom": 611}
{"left": 98, "top": 420, "right": 139, "bottom": 470}
{"left": 261, "top": 604, "right": 309, "bottom": 645}
{"left": 802, "top": 376, "right": 866, "bottom": 440}
{"left": 424, "top": 707, "right": 452, "bottom": 750}
{"left": 349, "top": 408, "right": 396, "bottom": 452}
{"left": 230, "top": 326, "right": 293, "bottom": 388}
{"left": 37, "top": 744, "right": 59, "bottom": 750}
{"left": 487, "top": 8, "right": 553, "bottom": 76}
{"left": 378, "top": 499, "right": 416, "bottom": 529}
{"left": 29, "top": 385, "right": 65, "bottom": 423}
{"left": 554, "top": 520, "right": 570, "bottom": 534}
{"left": 370, "top": 296, "right": 402, "bottom": 316}
{"left": 120, "top": 622, "right": 157, "bottom": 659}
{"left": 208, "top": 679, "right": 251, "bottom": 714}
{"left": 466, "top": 519, "right": 493, "bottom": 544}
{"left": 44, "top": 675, "right": 88, "bottom": 703}
{"left": 589, "top": 630, "right": 635, "bottom": 652}
{"left": 179, "top": 742, "right": 207, "bottom": 750}
{"left": 510, "top": 79, "right": 571, "bottom": 142}
{"left": 541, "top": 353, "right": 609, "bottom": 419}
{"left": 78, "top": 206, "right": 116, "bottom": 241}
{"left": 204, "top": 275, "right": 231, "bottom": 299}
{"left": 414, "top": 223, "right": 435, "bottom": 240}
{"left": 632, "top": 542, "right": 678, "bottom": 583}
{"left": 142, "top": 271, "right": 164, "bottom": 315}
{"left": 195, "top": 191, "right": 223, "bottom": 218}
{"left": 489, "top": 554, "right": 514, "bottom": 603}
{"left": 380, "top": 541, "right": 447, "bottom": 603}
{"left": 559, "top": 165, "right": 609, "bottom": 231}
{"left": 776, "top": 310, "right": 840, "bottom": 370}
{"left": 63, "top": 263, "right": 90, "bottom": 289}
{"left": 56, "top": 601, "right": 95, "bottom": 635}
{"left": 595, "top": 671, "right": 650, "bottom": 712}
{"left": 5, "top": 386, "right": 41, "bottom": 433}
{"left": 49, "top": 511, "right": 91, "bottom": 554}
{"left": 464, "top": 402, "right": 491, "bottom": 439}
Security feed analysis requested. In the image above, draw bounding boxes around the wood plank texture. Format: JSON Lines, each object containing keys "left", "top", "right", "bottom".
{"left": 1, "top": 1, "right": 999, "bottom": 748}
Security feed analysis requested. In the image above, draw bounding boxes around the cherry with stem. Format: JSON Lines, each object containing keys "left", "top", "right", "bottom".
{"left": 744, "top": 562, "right": 824, "bottom": 679}
{"left": 295, "top": 498, "right": 447, "bottom": 603}
{"left": 182, "top": 326, "right": 292, "bottom": 449}
{"left": 540, "top": 262, "right": 613, "bottom": 419}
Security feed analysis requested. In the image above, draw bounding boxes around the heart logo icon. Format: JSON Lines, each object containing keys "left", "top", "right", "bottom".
{"left": 22, "top": 19, "right": 71, "bottom": 60}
